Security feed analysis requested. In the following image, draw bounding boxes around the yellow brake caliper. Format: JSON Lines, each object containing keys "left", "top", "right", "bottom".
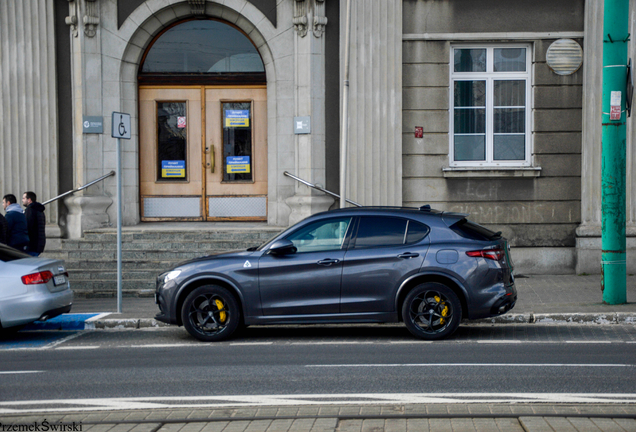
{"left": 434, "top": 296, "right": 449, "bottom": 325}
{"left": 215, "top": 299, "right": 227, "bottom": 323}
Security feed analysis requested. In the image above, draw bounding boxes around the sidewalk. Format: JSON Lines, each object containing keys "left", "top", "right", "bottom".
{"left": 27, "top": 274, "right": 636, "bottom": 330}
{"left": 1, "top": 403, "right": 635, "bottom": 432}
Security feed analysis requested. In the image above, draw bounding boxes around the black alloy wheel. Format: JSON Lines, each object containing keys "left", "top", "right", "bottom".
{"left": 402, "top": 282, "right": 462, "bottom": 340}
{"left": 181, "top": 285, "right": 240, "bottom": 341}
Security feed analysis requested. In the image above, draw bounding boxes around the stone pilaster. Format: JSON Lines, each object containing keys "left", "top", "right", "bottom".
{"left": 66, "top": 0, "right": 112, "bottom": 238}
{"left": 341, "top": 0, "right": 402, "bottom": 206}
{"left": 0, "top": 0, "right": 60, "bottom": 226}
{"left": 286, "top": 0, "right": 334, "bottom": 224}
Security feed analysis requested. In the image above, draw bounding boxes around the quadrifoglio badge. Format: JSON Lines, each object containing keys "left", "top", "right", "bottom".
{"left": 0, "top": 421, "right": 83, "bottom": 431}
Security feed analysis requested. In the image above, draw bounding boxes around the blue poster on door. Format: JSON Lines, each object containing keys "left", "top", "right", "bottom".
{"left": 225, "top": 110, "right": 250, "bottom": 127}
{"left": 226, "top": 156, "right": 251, "bottom": 173}
{"left": 161, "top": 160, "right": 186, "bottom": 178}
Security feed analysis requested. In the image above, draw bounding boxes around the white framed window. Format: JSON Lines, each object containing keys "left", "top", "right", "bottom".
{"left": 450, "top": 45, "right": 532, "bottom": 167}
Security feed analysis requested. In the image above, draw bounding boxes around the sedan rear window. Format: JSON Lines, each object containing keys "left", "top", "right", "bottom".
{"left": 0, "top": 243, "right": 31, "bottom": 262}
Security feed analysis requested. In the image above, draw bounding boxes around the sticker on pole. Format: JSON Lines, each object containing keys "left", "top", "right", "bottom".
{"left": 610, "top": 91, "right": 622, "bottom": 121}
{"left": 112, "top": 112, "right": 131, "bottom": 139}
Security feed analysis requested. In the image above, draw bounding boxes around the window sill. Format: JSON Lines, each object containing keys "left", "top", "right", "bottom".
{"left": 442, "top": 166, "right": 541, "bottom": 178}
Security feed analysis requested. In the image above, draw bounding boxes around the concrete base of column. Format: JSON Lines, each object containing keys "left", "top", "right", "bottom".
{"left": 64, "top": 195, "right": 113, "bottom": 239}
{"left": 576, "top": 224, "right": 636, "bottom": 274}
{"left": 285, "top": 194, "right": 334, "bottom": 226}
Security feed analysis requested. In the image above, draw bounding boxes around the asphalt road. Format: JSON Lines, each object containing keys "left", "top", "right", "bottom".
{"left": 1, "top": 324, "right": 636, "bottom": 406}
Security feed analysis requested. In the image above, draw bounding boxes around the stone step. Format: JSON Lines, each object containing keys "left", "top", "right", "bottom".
{"left": 68, "top": 270, "right": 161, "bottom": 281}
{"left": 82, "top": 229, "right": 281, "bottom": 242}
{"left": 55, "top": 240, "right": 257, "bottom": 251}
{"left": 69, "top": 279, "right": 156, "bottom": 293}
{"left": 64, "top": 260, "right": 180, "bottom": 271}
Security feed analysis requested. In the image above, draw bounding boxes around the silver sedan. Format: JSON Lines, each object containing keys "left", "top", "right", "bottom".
{"left": 0, "top": 243, "right": 73, "bottom": 331}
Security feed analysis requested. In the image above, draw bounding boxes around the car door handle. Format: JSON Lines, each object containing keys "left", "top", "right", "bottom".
{"left": 397, "top": 252, "right": 419, "bottom": 259}
{"left": 317, "top": 258, "right": 340, "bottom": 266}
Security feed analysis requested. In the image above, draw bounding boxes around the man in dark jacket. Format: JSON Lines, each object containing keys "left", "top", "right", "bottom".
{"left": 0, "top": 212, "right": 8, "bottom": 245}
{"left": 22, "top": 191, "right": 46, "bottom": 256}
{"left": 2, "top": 194, "right": 29, "bottom": 252}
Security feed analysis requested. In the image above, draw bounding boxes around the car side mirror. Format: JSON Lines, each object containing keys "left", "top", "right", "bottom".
{"left": 268, "top": 239, "right": 297, "bottom": 256}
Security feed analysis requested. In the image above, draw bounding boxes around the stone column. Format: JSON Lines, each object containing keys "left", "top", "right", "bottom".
{"left": 0, "top": 0, "right": 61, "bottom": 243}
{"left": 286, "top": 0, "right": 334, "bottom": 224}
{"left": 65, "top": 0, "right": 112, "bottom": 238}
{"left": 341, "top": 0, "right": 403, "bottom": 206}
{"left": 577, "top": 0, "right": 636, "bottom": 273}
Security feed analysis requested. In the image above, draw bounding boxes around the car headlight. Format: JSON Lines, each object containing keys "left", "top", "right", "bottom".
{"left": 164, "top": 270, "right": 181, "bottom": 283}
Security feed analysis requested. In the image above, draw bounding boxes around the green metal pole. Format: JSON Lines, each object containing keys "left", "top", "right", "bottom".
{"left": 601, "top": 0, "right": 629, "bottom": 304}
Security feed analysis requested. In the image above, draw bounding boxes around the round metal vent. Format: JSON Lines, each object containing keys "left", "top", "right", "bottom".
{"left": 546, "top": 39, "right": 583, "bottom": 76}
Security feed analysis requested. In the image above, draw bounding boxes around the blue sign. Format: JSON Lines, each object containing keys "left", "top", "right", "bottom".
{"left": 225, "top": 110, "right": 250, "bottom": 127}
{"left": 226, "top": 156, "right": 251, "bottom": 173}
{"left": 162, "top": 160, "right": 186, "bottom": 178}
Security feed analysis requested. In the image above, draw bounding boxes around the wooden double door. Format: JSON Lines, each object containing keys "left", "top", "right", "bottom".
{"left": 139, "top": 86, "right": 267, "bottom": 221}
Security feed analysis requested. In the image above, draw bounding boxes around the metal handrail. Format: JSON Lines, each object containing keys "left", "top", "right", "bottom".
{"left": 283, "top": 171, "right": 362, "bottom": 207}
{"left": 42, "top": 171, "right": 116, "bottom": 205}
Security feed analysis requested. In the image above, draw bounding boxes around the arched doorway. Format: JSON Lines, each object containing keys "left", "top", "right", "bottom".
{"left": 138, "top": 19, "right": 267, "bottom": 221}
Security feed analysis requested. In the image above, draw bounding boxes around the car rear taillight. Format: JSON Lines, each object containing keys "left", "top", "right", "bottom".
{"left": 21, "top": 271, "right": 54, "bottom": 285}
{"left": 466, "top": 248, "right": 504, "bottom": 261}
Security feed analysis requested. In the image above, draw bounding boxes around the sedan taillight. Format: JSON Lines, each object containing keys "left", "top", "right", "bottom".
{"left": 21, "top": 271, "right": 54, "bottom": 285}
{"left": 466, "top": 248, "right": 504, "bottom": 261}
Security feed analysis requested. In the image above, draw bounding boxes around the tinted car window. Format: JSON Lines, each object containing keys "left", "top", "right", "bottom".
{"left": 286, "top": 217, "right": 352, "bottom": 253}
{"left": 451, "top": 219, "right": 499, "bottom": 241}
{"left": 354, "top": 217, "right": 407, "bottom": 248}
{"left": 406, "top": 220, "right": 430, "bottom": 244}
{"left": 0, "top": 243, "right": 31, "bottom": 262}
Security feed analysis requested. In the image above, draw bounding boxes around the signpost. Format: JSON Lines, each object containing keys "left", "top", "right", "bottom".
{"left": 111, "top": 112, "right": 131, "bottom": 313}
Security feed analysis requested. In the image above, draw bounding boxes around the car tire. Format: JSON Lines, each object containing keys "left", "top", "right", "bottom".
{"left": 402, "top": 282, "right": 462, "bottom": 341}
{"left": 181, "top": 285, "right": 240, "bottom": 342}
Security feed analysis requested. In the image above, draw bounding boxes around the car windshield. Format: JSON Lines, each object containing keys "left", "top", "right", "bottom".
{"left": 0, "top": 243, "right": 32, "bottom": 262}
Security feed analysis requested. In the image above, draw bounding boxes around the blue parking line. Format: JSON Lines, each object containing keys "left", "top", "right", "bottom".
{"left": 23, "top": 313, "right": 99, "bottom": 331}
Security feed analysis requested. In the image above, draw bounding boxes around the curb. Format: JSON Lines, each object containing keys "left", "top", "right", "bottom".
{"left": 27, "top": 313, "right": 636, "bottom": 332}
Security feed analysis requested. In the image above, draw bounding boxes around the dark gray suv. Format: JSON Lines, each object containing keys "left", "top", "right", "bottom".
{"left": 155, "top": 207, "right": 516, "bottom": 341}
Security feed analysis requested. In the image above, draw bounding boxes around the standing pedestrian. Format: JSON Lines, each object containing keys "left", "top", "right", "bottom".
{"left": 2, "top": 194, "right": 29, "bottom": 252}
{"left": 0, "top": 212, "right": 8, "bottom": 245}
{"left": 22, "top": 191, "right": 46, "bottom": 257}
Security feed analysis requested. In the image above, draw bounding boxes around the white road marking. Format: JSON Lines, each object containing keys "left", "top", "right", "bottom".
{"left": 2, "top": 393, "right": 636, "bottom": 414}
{"left": 477, "top": 340, "right": 523, "bottom": 344}
{"left": 566, "top": 340, "right": 612, "bottom": 344}
{"left": 230, "top": 342, "right": 274, "bottom": 346}
{"left": 56, "top": 346, "right": 100, "bottom": 350}
{"left": 305, "top": 363, "right": 633, "bottom": 368}
{"left": 43, "top": 332, "right": 85, "bottom": 349}
{"left": 0, "top": 371, "right": 44, "bottom": 375}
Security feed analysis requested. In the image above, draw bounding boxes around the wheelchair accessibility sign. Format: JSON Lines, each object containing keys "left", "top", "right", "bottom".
{"left": 111, "top": 112, "right": 131, "bottom": 139}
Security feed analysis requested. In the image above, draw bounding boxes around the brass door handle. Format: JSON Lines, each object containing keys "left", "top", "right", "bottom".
{"left": 210, "top": 146, "right": 215, "bottom": 173}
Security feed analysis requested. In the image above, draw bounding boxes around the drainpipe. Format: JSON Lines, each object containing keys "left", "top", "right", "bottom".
{"left": 601, "top": 0, "right": 629, "bottom": 304}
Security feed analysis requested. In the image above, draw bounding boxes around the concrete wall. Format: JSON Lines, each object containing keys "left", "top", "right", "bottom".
{"left": 402, "top": 0, "right": 586, "bottom": 274}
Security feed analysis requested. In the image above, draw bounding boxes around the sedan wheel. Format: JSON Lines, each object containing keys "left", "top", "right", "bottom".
{"left": 181, "top": 285, "right": 239, "bottom": 342}
{"left": 402, "top": 283, "right": 462, "bottom": 340}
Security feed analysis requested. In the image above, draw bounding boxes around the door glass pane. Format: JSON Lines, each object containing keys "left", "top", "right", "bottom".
{"left": 494, "top": 48, "right": 526, "bottom": 72}
{"left": 454, "top": 49, "right": 486, "bottom": 72}
{"left": 494, "top": 135, "right": 525, "bottom": 160}
{"left": 157, "top": 102, "right": 187, "bottom": 181}
{"left": 354, "top": 217, "right": 408, "bottom": 248}
{"left": 287, "top": 218, "right": 352, "bottom": 253}
{"left": 494, "top": 108, "right": 525, "bottom": 133}
{"left": 454, "top": 81, "right": 486, "bottom": 107}
{"left": 494, "top": 80, "right": 525, "bottom": 106}
{"left": 223, "top": 102, "right": 253, "bottom": 182}
{"left": 454, "top": 135, "right": 486, "bottom": 161}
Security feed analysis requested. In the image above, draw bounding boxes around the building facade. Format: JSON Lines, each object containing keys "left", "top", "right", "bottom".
{"left": 0, "top": 0, "right": 634, "bottom": 274}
